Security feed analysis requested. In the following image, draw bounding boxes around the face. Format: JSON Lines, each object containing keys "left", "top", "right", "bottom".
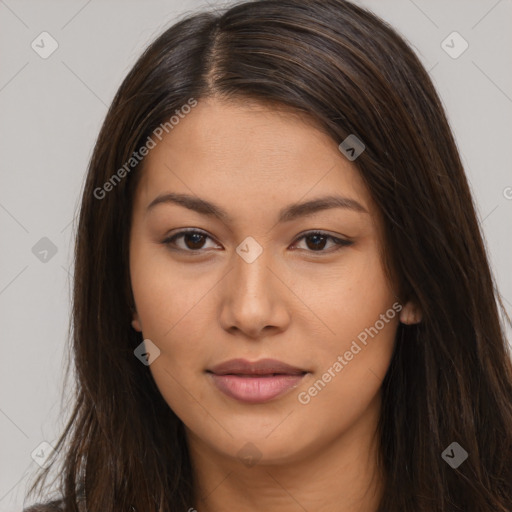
{"left": 129, "top": 97, "right": 414, "bottom": 467}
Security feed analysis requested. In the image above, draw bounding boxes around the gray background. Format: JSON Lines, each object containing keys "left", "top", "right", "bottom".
{"left": 1, "top": 0, "right": 511, "bottom": 509}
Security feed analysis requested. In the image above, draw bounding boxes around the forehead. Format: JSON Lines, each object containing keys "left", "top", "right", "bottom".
{"left": 134, "top": 97, "right": 374, "bottom": 216}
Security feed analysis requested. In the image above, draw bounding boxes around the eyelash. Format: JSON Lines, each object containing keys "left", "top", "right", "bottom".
{"left": 161, "top": 229, "right": 353, "bottom": 254}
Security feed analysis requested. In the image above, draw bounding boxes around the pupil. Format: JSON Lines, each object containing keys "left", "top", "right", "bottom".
{"left": 186, "top": 233, "right": 205, "bottom": 249}
{"left": 307, "top": 234, "right": 326, "bottom": 251}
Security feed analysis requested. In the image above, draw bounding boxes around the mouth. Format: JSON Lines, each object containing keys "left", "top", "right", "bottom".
{"left": 206, "top": 358, "right": 309, "bottom": 403}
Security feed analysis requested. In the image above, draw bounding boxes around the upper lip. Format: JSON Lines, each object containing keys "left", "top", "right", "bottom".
{"left": 207, "top": 358, "right": 307, "bottom": 376}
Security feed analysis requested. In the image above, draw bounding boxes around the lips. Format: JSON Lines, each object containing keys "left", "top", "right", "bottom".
{"left": 208, "top": 358, "right": 307, "bottom": 376}
{"left": 207, "top": 358, "right": 308, "bottom": 403}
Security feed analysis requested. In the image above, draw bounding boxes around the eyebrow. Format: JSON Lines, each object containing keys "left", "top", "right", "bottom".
{"left": 146, "top": 192, "right": 368, "bottom": 223}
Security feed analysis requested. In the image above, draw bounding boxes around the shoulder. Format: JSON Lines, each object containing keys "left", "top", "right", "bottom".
{"left": 23, "top": 500, "right": 65, "bottom": 512}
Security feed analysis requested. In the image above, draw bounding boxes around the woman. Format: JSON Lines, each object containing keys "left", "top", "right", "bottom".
{"left": 25, "top": 0, "right": 512, "bottom": 510}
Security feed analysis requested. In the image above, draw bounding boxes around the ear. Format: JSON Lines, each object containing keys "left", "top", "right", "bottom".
{"left": 399, "top": 300, "right": 422, "bottom": 325}
{"left": 131, "top": 310, "right": 143, "bottom": 332}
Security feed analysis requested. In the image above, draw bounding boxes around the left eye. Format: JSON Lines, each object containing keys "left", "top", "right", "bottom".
{"left": 292, "top": 231, "right": 353, "bottom": 252}
{"left": 162, "top": 229, "right": 352, "bottom": 253}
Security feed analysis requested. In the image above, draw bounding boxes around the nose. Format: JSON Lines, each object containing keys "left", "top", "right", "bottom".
{"left": 218, "top": 244, "right": 291, "bottom": 340}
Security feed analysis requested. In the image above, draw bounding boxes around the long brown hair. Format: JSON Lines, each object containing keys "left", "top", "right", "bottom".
{"left": 27, "top": 0, "right": 512, "bottom": 510}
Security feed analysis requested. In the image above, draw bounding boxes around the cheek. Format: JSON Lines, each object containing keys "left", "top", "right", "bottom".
{"left": 130, "top": 240, "right": 214, "bottom": 339}
{"left": 129, "top": 243, "right": 215, "bottom": 408}
{"left": 300, "top": 245, "right": 397, "bottom": 346}
{"left": 296, "top": 311, "right": 398, "bottom": 442}
{"left": 297, "top": 245, "right": 398, "bottom": 400}
{"left": 146, "top": 327, "right": 213, "bottom": 429}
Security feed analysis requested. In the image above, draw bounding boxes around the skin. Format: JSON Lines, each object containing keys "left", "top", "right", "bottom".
{"left": 129, "top": 97, "right": 421, "bottom": 512}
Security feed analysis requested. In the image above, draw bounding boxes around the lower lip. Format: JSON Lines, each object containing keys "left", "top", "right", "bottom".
{"left": 208, "top": 373, "right": 306, "bottom": 403}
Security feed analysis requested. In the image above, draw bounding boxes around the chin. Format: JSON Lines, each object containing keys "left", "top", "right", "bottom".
{"left": 190, "top": 421, "right": 320, "bottom": 467}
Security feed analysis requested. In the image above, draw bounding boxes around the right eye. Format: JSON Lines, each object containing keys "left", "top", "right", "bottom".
{"left": 162, "top": 229, "right": 221, "bottom": 252}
